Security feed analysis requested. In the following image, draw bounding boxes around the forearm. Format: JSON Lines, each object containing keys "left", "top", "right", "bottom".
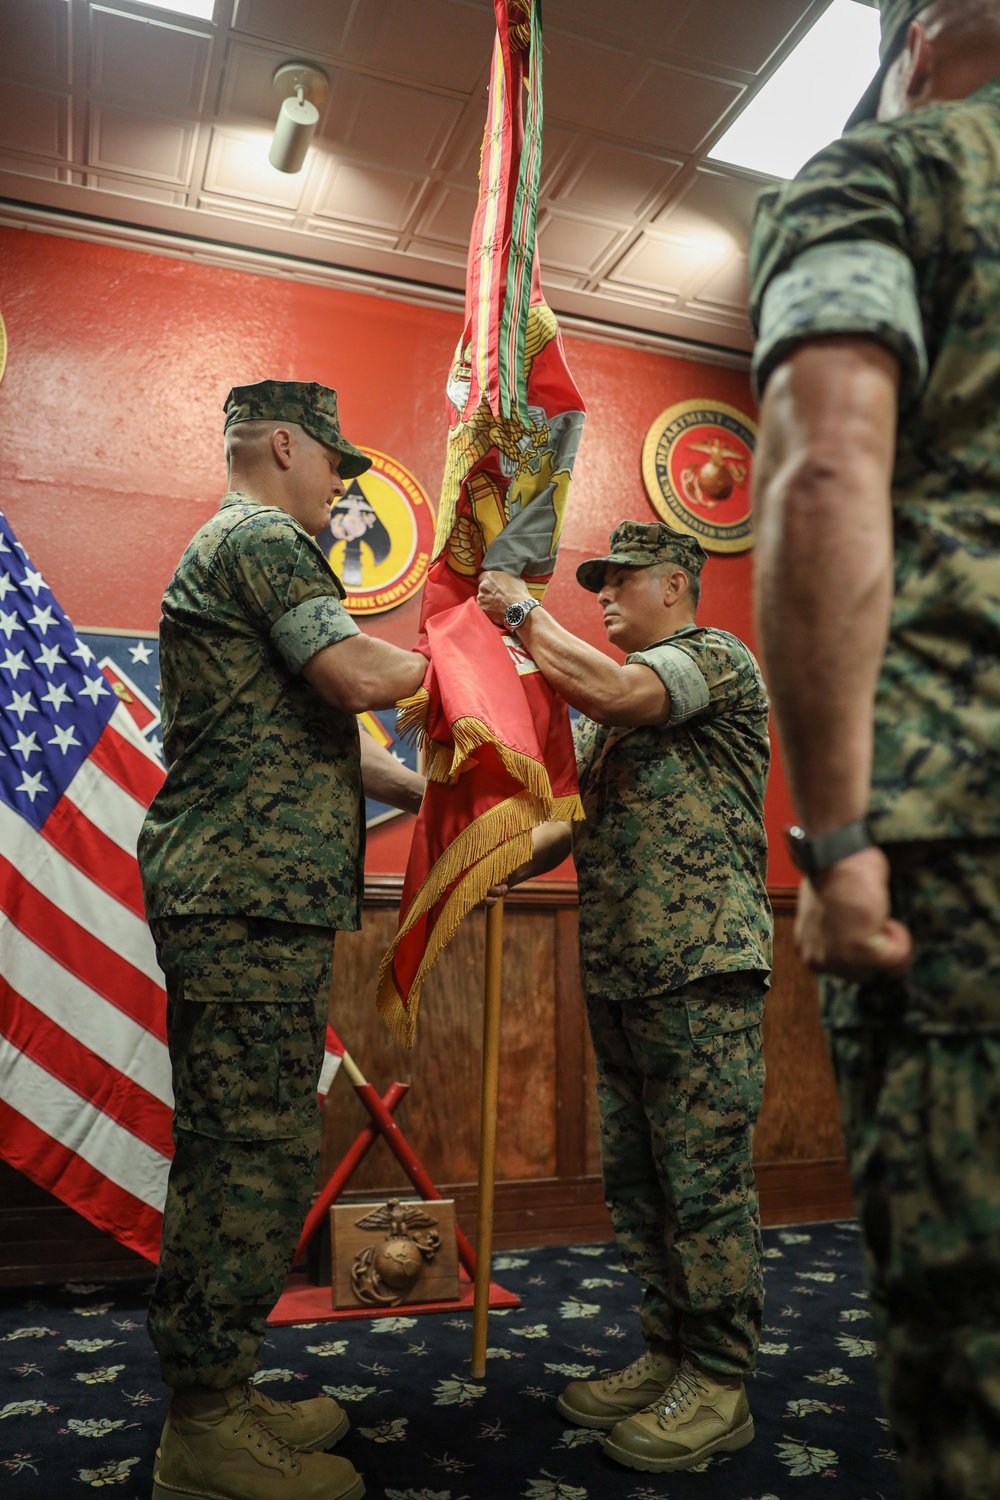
{"left": 505, "top": 821, "right": 574, "bottom": 888}
{"left": 515, "top": 609, "right": 645, "bottom": 724}
{"left": 753, "top": 339, "right": 898, "bottom": 832}
{"left": 303, "top": 635, "right": 427, "bottom": 714}
{"left": 360, "top": 732, "right": 424, "bottom": 815}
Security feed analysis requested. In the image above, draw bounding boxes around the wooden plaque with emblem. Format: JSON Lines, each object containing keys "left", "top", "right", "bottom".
{"left": 329, "top": 1197, "right": 460, "bottom": 1310}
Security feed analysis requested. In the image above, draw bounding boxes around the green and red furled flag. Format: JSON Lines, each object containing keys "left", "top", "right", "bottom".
{"left": 377, "top": 0, "right": 586, "bottom": 1046}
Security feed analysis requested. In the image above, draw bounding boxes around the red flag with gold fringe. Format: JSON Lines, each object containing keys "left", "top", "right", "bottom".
{"left": 377, "top": 0, "right": 586, "bottom": 1046}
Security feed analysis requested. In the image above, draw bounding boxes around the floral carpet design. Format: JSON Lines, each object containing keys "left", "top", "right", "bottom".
{"left": 0, "top": 1220, "right": 902, "bottom": 1499}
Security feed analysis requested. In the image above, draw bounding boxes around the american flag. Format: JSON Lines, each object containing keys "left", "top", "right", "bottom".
{"left": 0, "top": 510, "right": 172, "bottom": 1261}
{"left": 0, "top": 511, "right": 347, "bottom": 1264}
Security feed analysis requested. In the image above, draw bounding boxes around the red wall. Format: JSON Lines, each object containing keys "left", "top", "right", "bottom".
{"left": 0, "top": 227, "right": 795, "bottom": 883}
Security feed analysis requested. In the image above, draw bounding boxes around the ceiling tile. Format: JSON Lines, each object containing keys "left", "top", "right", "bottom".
{"left": 614, "top": 64, "right": 744, "bottom": 154}
{"left": 553, "top": 141, "right": 681, "bottom": 220}
{"left": 654, "top": 166, "right": 765, "bottom": 249}
{"left": 0, "top": 84, "right": 69, "bottom": 159}
{"left": 608, "top": 230, "right": 732, "bottom": 297}
{"left": 543, "top": 31, "right": 638, "bottom": 129}
{"left": 88, "top": 105, "right": 197, "bottom": 185}
{"left": 342, "top": 0, "right": 493, "bottom": 90}
{"left": 321, "top": 76, "right": 464, "bottom": 176}
{"left": 312, "top": 158, "right": 424, "bottom": 232}
{"left": 414, "top": 182, "right": 476, "bottom": 249}
{"left": 538, "top": 210, "right": 627, "bottom": 276}
{"left": 202, "top": 127, "right": 304, "bottom": 207}
{"left": 540, "top": 267, "right": 587, "bottom": 291}
{"left": 92, "top": 173, "right": 187, "bottom": 206}
{"left": 544, "top": 0, "right": 692, "bottom": 59}
{"left": 1, "top": 0, "right": 71, "bottom": 87}
{"left": 307, "top": 217, "right": 399, "bottom": 249}
{"left": 230, "top": 0, "right": 354, "bottom": 57}
{"left": 222, "top": 40, "right": 285, "bottom": 122}
{"left": 405, "top": 235, "right": 467, "bottom": 267}
{"left": 90, "top": 6, "right": 212, "bottom": 113}
{"left": 0, "top": 154, "right": 65, "bottom": 182}
{"left": 671, "top": 0, "right": 814, "bottom": 74}
{"left": 686, "top": 250, "right": 750, "bottom": 314}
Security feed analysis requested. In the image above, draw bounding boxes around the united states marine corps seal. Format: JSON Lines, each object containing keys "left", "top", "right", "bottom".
{"left": 315, "top": 448, "right": 435, "bottom": 615}
{"left": 641, "top": 399, "right": 757, "bottom": 554}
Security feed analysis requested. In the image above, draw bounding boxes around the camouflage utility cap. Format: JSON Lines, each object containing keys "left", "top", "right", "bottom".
{"left": 576, "top": 520, "right": 708, "bottom": 593}
{"left": 223, "top": 379, "right": 372, "bottom": 480}
{"left": 847, "top": 0, "right": 928, "bottom": 128}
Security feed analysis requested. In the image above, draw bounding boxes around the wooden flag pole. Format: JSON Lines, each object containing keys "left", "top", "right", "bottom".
{"left": 471, "top": 895, "right": 505, "bottom": 1378}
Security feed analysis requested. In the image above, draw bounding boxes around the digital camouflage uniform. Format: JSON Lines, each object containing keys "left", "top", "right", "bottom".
{"left": 750, "top": 23, "right": 1000, "bottom": 1494}
{"left": 572, "top": 621, "right": 772, "bottom": 1375}
{"left": 139, "top": 491, "right": 363, "bottom": 1390}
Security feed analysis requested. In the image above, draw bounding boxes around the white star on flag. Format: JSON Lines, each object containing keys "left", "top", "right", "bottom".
{"left": 5, "top": 689, "right": 37, "bottom": 721}
{"left": 78, "top": 675, "right": 110, "bottom": 705}
{"left": 1, "top": 649, "right": 30, "bottom": 680}
{"left": 15, "top": 770, "right": 47, "bottom": 803}
{"left": 21, "top": 568, "right": 47, "bottom": 596}
{"left": 48, "top": 724, "right": 81, "bottom": 755}
{"left": 0, "top": 573, "right": 15, "bottom": 600}
{"left": 34, "top": 644, "right": 65, "bottom": 674}
{"left": 72, "top": 640, "right": 95, "bottom": 666}
{"left": 12, "top": 731, "right": 41, "bottom": 760}
{"left": 0, "top": 608, "right": 24, "bottom": 640}
{"left": 41, "top": 681, "right": 72, "bottom": 712}
{"left": 129, "top": 642, "right": 154, "bottom": 665}
{"left": 29, "top": 605, "right": 57, "bottom": 635}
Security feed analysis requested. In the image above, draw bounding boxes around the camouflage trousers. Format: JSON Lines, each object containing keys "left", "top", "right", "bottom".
{"left": 584, "top": 971, "right": 767, "bottom": 1375}
{"left": 147, "top": 915, "right": 334, "bottom": 1391}
{"left": 824, "top": 838, "right": 1000, "bottom": 1500}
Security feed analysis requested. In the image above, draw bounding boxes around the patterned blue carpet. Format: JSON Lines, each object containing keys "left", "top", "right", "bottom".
{"left": 0, "top": 1219, "right": 901, "bottom": 1499}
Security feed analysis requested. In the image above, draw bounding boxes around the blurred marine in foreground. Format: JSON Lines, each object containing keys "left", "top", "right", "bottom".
{"left": 750, "top": 3, "right": 1000, "bottom": 1494}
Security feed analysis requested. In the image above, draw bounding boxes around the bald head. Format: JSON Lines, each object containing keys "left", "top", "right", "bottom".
{"left": 879, "top": 0, "right": 1000, "bottom": 118}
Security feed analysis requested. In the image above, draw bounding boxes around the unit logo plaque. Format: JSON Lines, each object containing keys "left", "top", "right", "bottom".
{"left": 642, "top": 400, "right": 757, "bottom": 554}
{"left": 315, "top": 449, "right": 435, "bottom": 615}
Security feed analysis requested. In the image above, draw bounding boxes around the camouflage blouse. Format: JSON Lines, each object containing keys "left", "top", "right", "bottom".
{"left": 139, "top": 493, "right": 365, "bottom": 931}
{"left": 750, "top": 78, "right": 1000, "bottom": 842}
{"left": 571, "top": 625, "right": 772, "bottom": 1001}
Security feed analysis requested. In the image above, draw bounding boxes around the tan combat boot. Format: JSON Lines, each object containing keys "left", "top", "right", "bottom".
{"left": 603, "top": 1358, "right": 754, "bottom": 1472}
{"left": 152, "top": 1385, "right": 364, "bottom": 1500}
{"left": 248, "top": 1385, "right": 349, "bottom": 1451}
{"left": 556, "top": 1349, "right": 678, "bottom": 1430}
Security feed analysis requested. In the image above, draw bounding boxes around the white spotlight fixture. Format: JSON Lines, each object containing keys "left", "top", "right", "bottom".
{"left": 268, "top": 62, "right": 329, "bottom": 174}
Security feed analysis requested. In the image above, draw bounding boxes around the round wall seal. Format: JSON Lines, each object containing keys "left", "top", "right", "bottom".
{"left": 315, "top": 448, "right": 436, "bottom": 616}
{"left": 641, "top": 399, "right": 757, "bottom": 554}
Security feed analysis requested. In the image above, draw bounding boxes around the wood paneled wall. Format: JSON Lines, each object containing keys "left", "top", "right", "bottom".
{"left": 0, "top": 881, "right": 853, "bottom": 1286}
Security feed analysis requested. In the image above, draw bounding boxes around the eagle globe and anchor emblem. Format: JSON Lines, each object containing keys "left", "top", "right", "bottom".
{"left": 315, "top": 449, "right": 436, "bottom": 615}
{"left": 350, "top": 1199, "right": 443, "bottom": 1307}
{"left": 641, "top": 400, "right": 757, "bottom": 554}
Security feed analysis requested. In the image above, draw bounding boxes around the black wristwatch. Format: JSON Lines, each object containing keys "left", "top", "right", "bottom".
{"left": 784, "top": 819, "right": 873, "bottom": 880}
{"left": 503, "top": 598, "right": 541, "bottom": 632}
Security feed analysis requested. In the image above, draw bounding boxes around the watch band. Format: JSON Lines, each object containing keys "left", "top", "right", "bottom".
{"left": 784, "top": 819, "right": 873, "bottom": 879}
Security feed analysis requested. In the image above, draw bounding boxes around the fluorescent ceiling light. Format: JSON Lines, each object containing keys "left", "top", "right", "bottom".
{"left": 131, "top": 0, "right": 216, "bottom": 20}
{"left": 709, "top": 0, "right": 881, "bottom": 180}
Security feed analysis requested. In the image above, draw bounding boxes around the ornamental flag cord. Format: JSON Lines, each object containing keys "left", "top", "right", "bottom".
{"left": 0, "top": 505, "right": 345, "bottom": 1263}
{"left": 376, "top": 0, "right": 586, "bottom": 1047}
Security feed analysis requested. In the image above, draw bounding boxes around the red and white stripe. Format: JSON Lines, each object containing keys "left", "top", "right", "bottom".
{"left": 317, "top": 1024, "right": 344, "bottom": 1102}
{"left": 0, "top": 704, "right": 172, "bottom": 1263}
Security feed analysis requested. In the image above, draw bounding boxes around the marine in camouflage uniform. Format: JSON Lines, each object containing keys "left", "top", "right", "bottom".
{"left": 476, "top": 521, "right": 772, "bottom": 1472}
{"left": 749, "top": 3, "right": 1000, "bottom": 1494}
{"left": 139, "top": 381, "right": 425, "bottom": 1500}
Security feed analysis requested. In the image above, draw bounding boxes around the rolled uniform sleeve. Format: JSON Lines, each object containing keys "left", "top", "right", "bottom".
{"left": 626, "top": 642, "right": 709, "bottom": 725}
{"left": 749, "top": 128, "right": 932, "bottom": 404}
{"left": 627, "top": 629, "right": 768, "bottom": 726}
{"left": 218, "top": 511, "right": 360, "bottom": 672}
